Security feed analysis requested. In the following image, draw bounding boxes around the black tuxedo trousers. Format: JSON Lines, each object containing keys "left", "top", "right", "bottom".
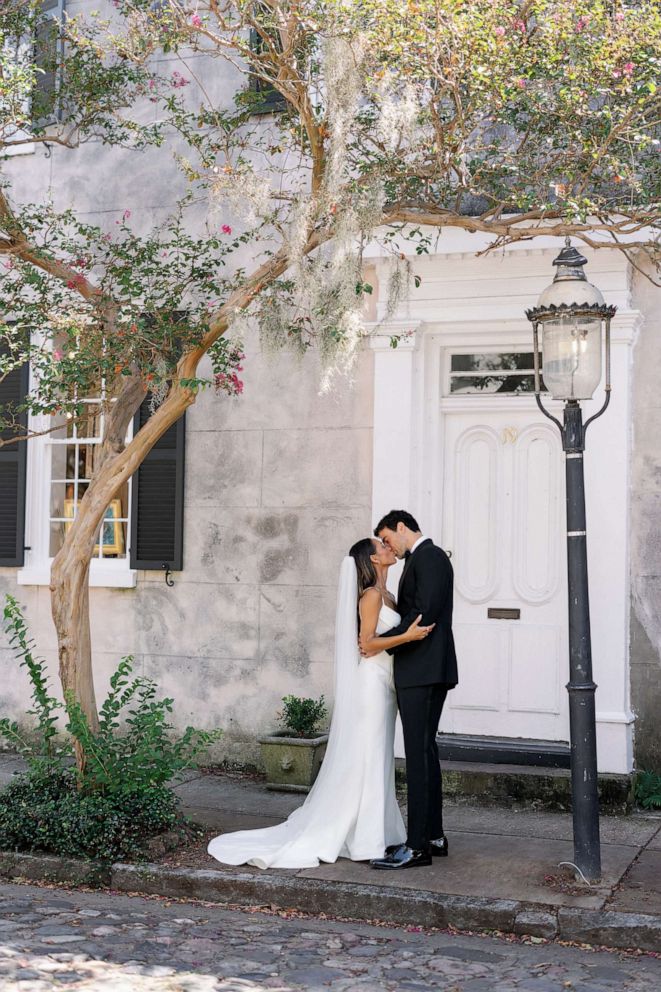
{"left": 380, "top": 539, "right": 457, "bottom": 850}
{"left": 397, "top": 683, "right": 448, "bottom": 850}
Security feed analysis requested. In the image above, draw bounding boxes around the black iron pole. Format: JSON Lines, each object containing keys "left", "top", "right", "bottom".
{"left": 562, "top": 400, "right": 601, "bottom": 882}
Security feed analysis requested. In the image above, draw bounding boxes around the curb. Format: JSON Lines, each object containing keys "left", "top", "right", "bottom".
{"left": 111, "top": 862, "right": 522, "bottom": 932}
{"left": 2, "top": 851, "right": 661, "bottom": 953}
{"left": 0, "top": 851, "right": 109, "bottom": 887}
{"left": 112, "top": 863, "right": 661, "bottom": 952}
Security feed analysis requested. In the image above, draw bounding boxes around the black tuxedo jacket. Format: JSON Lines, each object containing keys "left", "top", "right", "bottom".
{"left": 383, "top": 539, "right": 458, "bottom": 690}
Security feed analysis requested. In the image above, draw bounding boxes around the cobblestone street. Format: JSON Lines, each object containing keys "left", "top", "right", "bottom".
{"left": 1, "top": 882, "right": 661, "bottom": 991}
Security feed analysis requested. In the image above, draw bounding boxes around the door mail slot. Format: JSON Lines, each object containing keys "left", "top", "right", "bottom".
{"left": 488, "top": 607, "right": 521, "bottom": 620}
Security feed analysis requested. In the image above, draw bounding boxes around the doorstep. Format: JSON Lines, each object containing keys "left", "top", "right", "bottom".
{"left": 399, "top": 760, "right": 635, "bottom": 814}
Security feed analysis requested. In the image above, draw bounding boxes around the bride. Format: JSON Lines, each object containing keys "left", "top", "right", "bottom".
{"left": 207, "top": 537, "right": 433, "bottom": 870}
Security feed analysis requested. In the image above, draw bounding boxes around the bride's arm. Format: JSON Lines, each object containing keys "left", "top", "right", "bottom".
{"left": 358, "top": 589, "right": 433, "bottom": 655}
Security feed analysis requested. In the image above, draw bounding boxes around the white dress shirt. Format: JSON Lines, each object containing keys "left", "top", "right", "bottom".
{"left": 410, "top": 535, "right": 429, "bottom": 555}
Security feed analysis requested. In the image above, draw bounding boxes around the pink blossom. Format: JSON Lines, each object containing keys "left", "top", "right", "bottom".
{"left": 515, "top": 78, "right": 526, "bottom": 89}
{"left": 513, "top": 19, "right": 526, "bottom": 33}
{"left": 191, "top": 13, "right": 202, "bottom": 27}
{"left": 623, "top": 62, "right": 635, "bottom": 76}
{"left": 494, "top": 26, "right": 506, "bottom": 38}
{"left": 221, "top": 224, "right": 232, "bottom": 234}
{"left": 615, "top": 11, "right": 625, "bottom": 22}
{"left": 171, "top": 71, "right": 190, "bottom": 88}
{"left": 53, "top": 350, "right": 63, "bottom": 361}
{"left": 102, "top": 233, "right": 112, "bottom": 242}
{"left": 123, "top": 209, "right": 131, "bottom": 221}
{"left": 612, "top": 68, "right": 622, "bottom": 78}
{"left": 148, "top": 79, "right": 156, "bottom": 90}
{"left": 576, "top": 15, "right": 590, "bottom": 32}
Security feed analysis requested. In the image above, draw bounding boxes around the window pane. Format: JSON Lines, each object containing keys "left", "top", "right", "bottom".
{"left": 49, "top": 520, "right": 66, "bottom": 557}
{"left": 51, "top": 492, "right": 129, "bottom": 560}
{"left": 73, "top": 404, "right": 102, "bottom": 440}
{"left": 450, "top": 352, "right": 539, "bottom": 372}
{"left": 50, "top": 481, "right": 67, "bottom": 520}
{"left": 77, "top": 443, "right": 98, "bottom": 479}
{"left": 449, "top": 373, "right": 538, "bottom": 394}
{"left": 50, "top": 441, "right": 68, "bottom": 481}
{"left": 45, "top": 373, "right": 128, "bottom": 564}
{"left": 96, "top": 485, "right": 129, "bottom": 559}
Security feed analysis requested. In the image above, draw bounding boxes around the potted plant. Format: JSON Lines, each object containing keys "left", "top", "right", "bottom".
{"left": 259, "top": 695, "right": 329, "bottom": 792}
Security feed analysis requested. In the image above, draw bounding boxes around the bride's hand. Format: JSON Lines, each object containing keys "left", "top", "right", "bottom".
{"left": 407, "top": 614, "right": 435, "bottom": 641}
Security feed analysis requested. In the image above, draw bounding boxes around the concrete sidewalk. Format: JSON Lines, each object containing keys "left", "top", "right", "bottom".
{"left": 173, "top": 768, "right": 661, "bottom": 917}
{"left": 3, "top": 753, "right": 661, "bottom": 948}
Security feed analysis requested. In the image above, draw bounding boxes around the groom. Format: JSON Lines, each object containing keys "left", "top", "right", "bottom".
{"left": 361, "top": 510, "right": 458, "bottom": 870}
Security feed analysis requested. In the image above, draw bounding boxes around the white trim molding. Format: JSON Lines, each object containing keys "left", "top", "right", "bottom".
{"left": 369, "top": 243, "right": 637, "bottom": 773}
{"left": 17, "top": 565, "right": 137, "bottom": 588}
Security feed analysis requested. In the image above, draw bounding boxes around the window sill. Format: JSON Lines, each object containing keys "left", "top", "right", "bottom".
{"left": 17, "top": 565, "right": 138, "bottom": 588}
{"left": 4, "top": 142, "right": 35, "bottom": 156}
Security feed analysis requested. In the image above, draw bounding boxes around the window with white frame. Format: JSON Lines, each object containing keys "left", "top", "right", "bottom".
{"left": 446, "top": 351, "right": 546, "bottom": 395}
{"left": 15, "top": 328, "right": 185, "bottom": 586}
{"left": 47, "top": 398, "right": 131, "bottom": 562}
{"left": 18, "top": 363, "right": 136, "bottom": 586}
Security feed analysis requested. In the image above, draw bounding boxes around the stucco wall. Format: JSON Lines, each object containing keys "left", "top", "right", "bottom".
{"left": 630, "top": 259, "right": 661, "bottom": 771}
{"left": 0, "top": 5, "right": 374, "bottom": 763}
{"left": 0, "top": 342, "right": 374, "bottom": 764}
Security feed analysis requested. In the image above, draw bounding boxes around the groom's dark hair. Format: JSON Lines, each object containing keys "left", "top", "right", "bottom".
{"left": 374, "top": 510, "right": 420, "bottom": 536}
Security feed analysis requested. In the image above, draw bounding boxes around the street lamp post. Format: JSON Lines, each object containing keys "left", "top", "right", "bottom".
{"left": 526, "top": 240, "right": 616, "bottom": 883}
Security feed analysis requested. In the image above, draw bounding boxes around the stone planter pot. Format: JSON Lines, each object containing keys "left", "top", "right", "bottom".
{"left": 258, "top": 731, "right": 329, "bottom": 792}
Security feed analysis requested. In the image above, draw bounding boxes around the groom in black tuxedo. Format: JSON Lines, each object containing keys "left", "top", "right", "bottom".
{"left": 362, "top": 509, "right": 457, "bottom": 870}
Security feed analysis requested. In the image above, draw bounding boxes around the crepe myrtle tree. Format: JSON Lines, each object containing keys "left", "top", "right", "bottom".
{"left": 1, "top": 0, "right": 660, "bottom": 765}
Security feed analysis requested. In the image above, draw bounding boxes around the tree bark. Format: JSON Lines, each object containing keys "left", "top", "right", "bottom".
{"left": 50, "top": 376, "right": 153, "bottom": 749}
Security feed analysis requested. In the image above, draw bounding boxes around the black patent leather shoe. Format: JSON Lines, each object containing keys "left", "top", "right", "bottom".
{"left": 370, "top": 844, "right": 432, "bottom": 870}
{"left": 385, "top": 835, "right": 448, "bottom": 858}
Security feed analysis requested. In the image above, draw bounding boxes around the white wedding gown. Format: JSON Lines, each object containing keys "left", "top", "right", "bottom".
{"left": 207, "top": 558, "right": 406, "bottom": 869}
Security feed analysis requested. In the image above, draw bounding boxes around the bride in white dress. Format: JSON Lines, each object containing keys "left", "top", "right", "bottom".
{"left": 207, "top": 537, "right": 434, "bottom": 870}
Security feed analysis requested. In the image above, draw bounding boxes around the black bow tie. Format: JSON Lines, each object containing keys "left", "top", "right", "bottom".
{"left": 404, "top": 550, "right": 411, "bottom": 560}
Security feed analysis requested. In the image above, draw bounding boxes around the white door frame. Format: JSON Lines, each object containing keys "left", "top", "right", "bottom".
{"left": 368, "top": 246, "right": 641, "bottom": 774}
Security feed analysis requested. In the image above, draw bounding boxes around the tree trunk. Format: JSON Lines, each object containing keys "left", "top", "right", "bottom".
{"left": 49, "top": 380, "right": 193, "bottom": 770}
{"left": 51, "top": 554, "right": 95, "bottom": 722}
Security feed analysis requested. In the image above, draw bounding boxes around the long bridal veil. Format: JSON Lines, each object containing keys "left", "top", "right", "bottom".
{"left": 207, "top": 556, "right": 366, "bottom": 869}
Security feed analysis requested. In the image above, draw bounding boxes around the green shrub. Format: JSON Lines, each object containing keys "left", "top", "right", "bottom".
{"left": 0, "top": 768, "right": 180, "bottom": 862}
{"left": 278, "top": 695, "right": 328, "bottom": 738}
{"left": 635, "top": 770, "right": 661, "bottom": 809}
{"left": 0, "top": 595, "right": 221, "bottom": 861}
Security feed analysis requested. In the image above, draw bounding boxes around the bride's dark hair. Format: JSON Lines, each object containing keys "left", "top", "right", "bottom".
{"left": 349, "top": 538, "right": 377, "bottom": 598}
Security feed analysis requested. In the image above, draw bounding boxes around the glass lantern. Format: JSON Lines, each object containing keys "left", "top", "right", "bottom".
{"left": 541, "top": 313, "right": 602, "bottom": 400}
{"left": 526, "top": 241, "right": 616, "bottom": 402}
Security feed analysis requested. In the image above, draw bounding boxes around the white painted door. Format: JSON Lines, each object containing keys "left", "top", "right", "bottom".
{"left": 441, "top": 404, "right": 569, "bottom": 742}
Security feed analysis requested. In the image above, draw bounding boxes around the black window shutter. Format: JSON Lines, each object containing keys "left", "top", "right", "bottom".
{"left": 249, "top": 25, "right": 287, "bottom": 114}
{"left": 0, "top": 362, "right": 29, "bottom": 567}
{"left": 33, "top": 1, "right": 65, "bottom": 126}
{"left": 130, "top": 398, "right": 185, "bottom": 571}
